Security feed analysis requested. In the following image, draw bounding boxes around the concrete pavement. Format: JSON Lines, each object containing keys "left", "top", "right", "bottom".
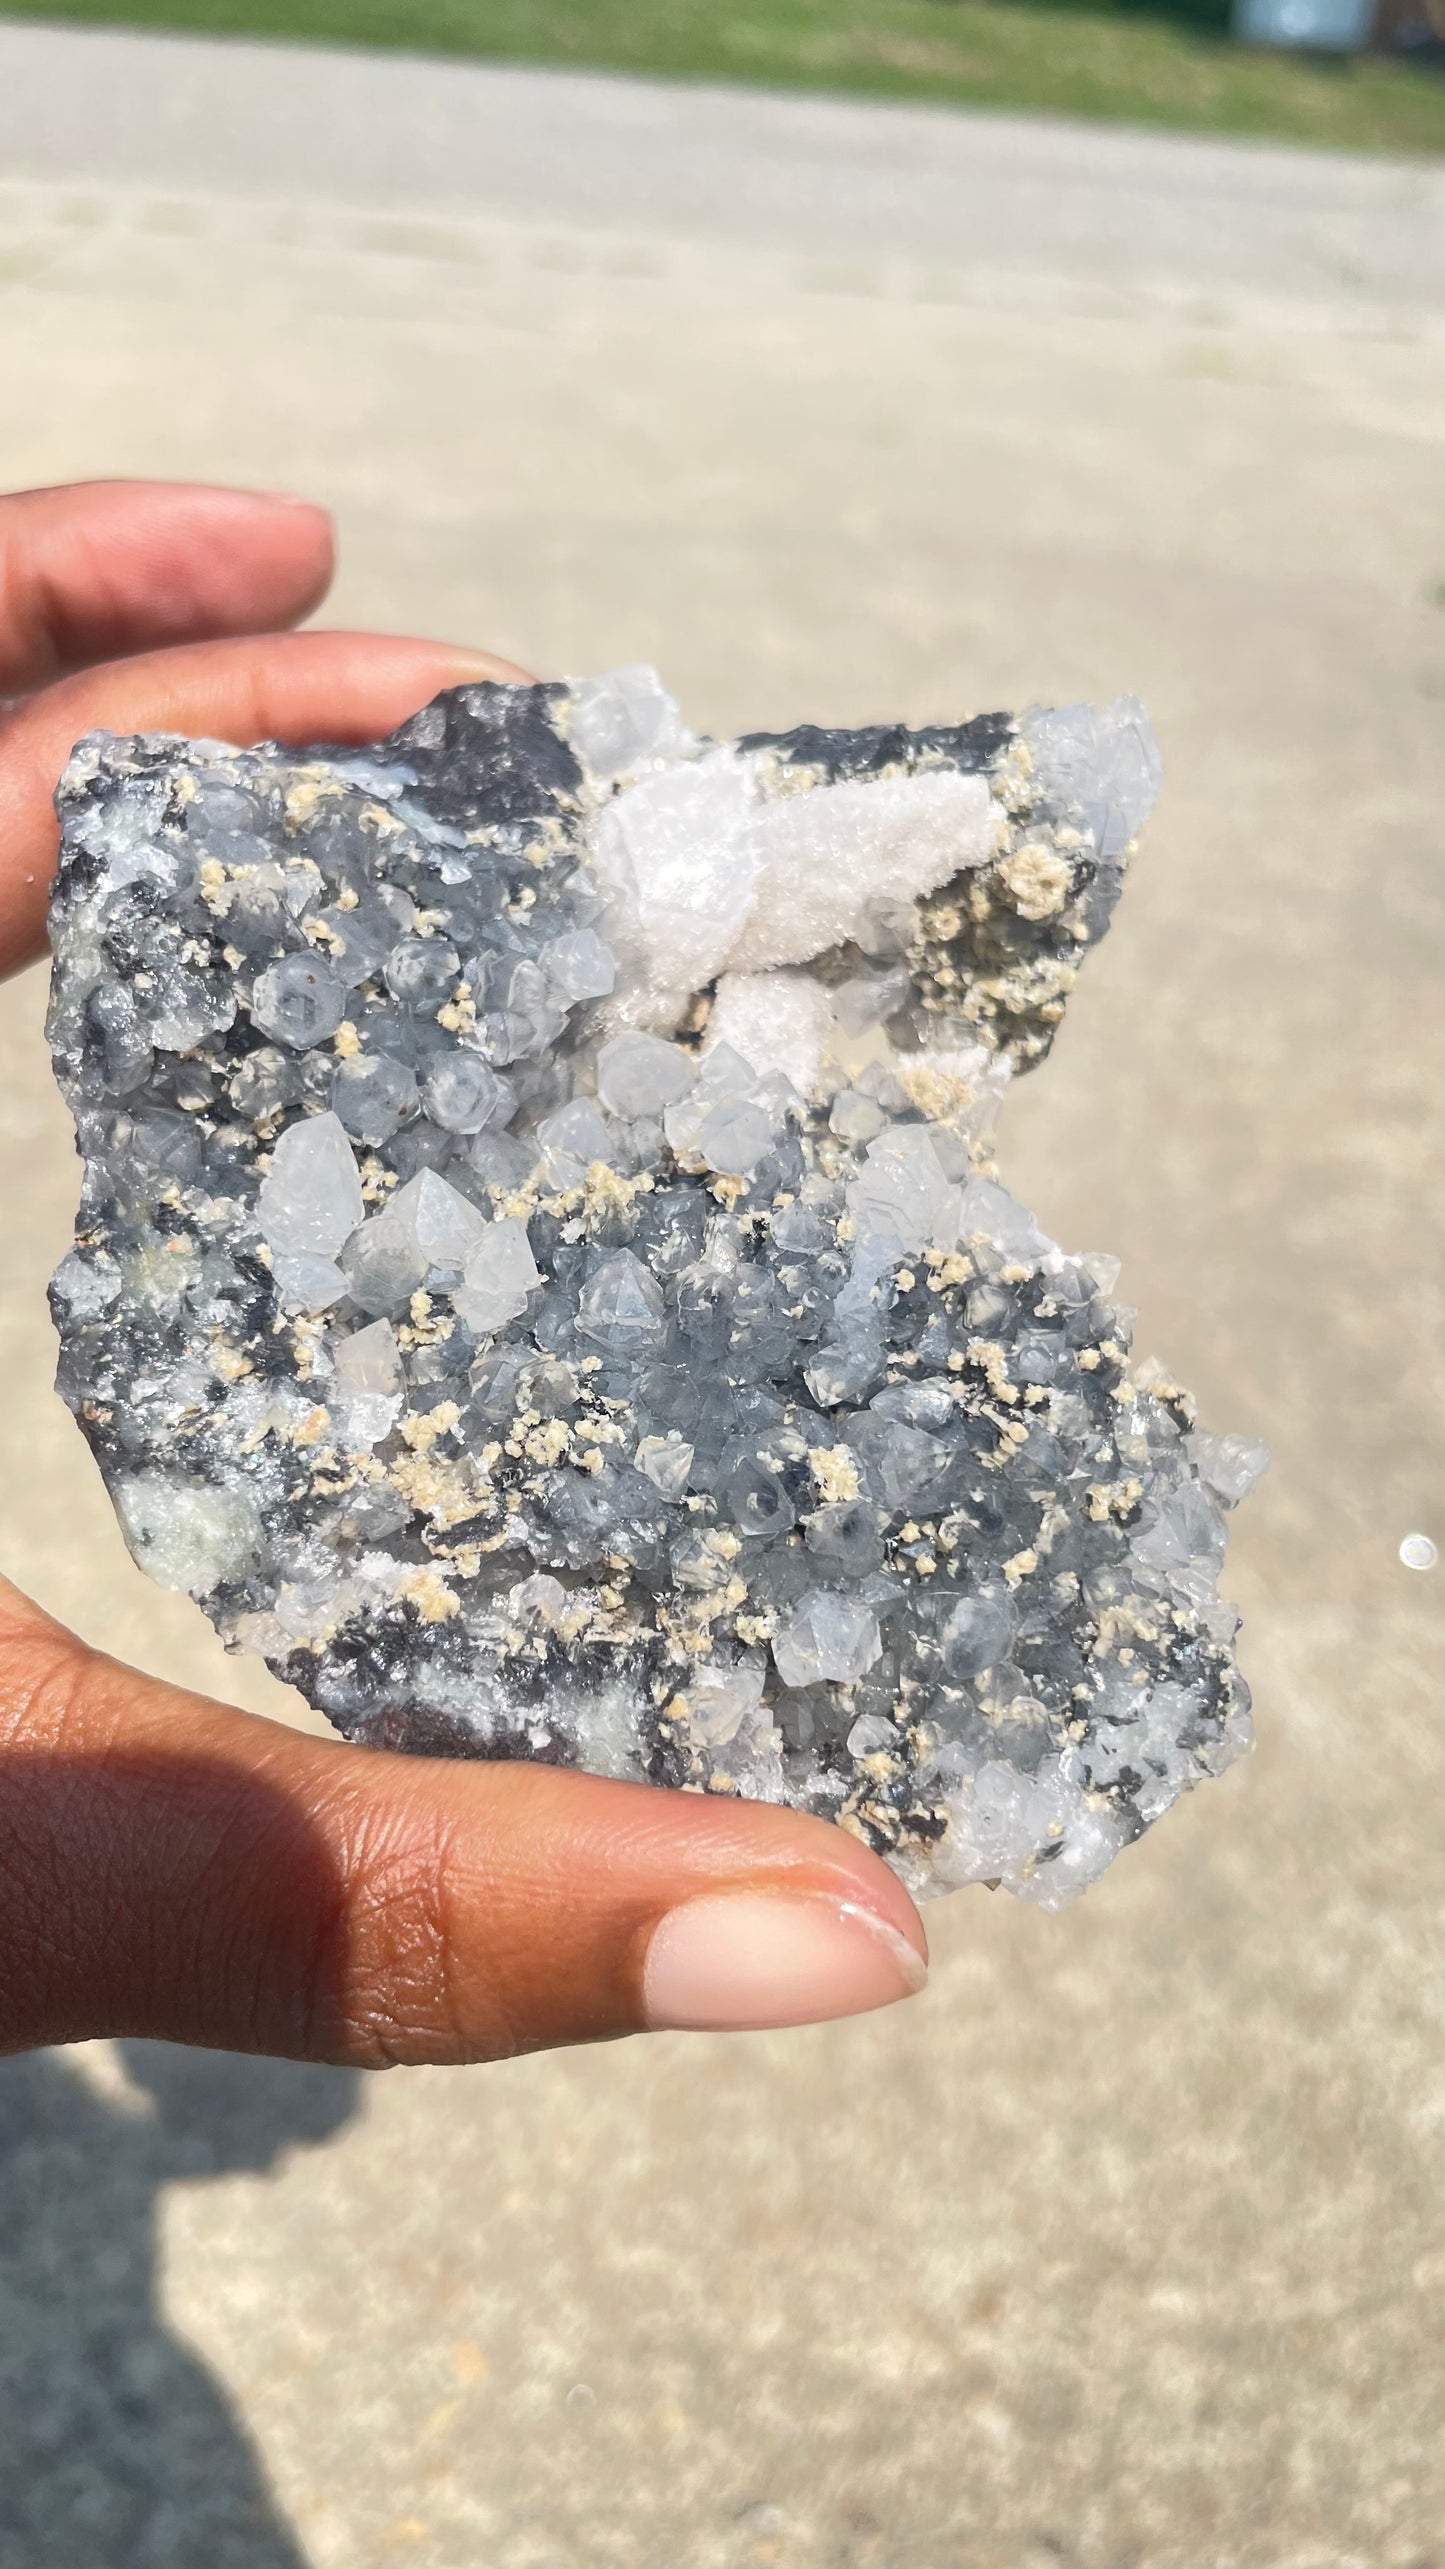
{"left": 0, "top": 26, "right": 1442, "bottom": 2567}
{"left": 1, "top": 18, "right": 1444, "bottom": 330}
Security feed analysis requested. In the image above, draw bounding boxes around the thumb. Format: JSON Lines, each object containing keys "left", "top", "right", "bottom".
{"left": 0, "top": 1579, "right": 928, "bottom": 2066}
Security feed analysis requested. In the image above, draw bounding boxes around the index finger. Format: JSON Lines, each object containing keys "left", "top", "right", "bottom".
{"left": 0, "top": 480, "right": 335, "bottom": 693}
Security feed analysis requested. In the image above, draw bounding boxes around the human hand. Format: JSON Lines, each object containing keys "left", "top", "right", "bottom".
{"left": 0, "top": 479, "right": 928, "bottom": 2065}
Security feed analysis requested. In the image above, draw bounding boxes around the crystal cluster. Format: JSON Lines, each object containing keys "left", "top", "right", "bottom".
{"left": 45, "top": 670, "right": 1264, "bottom": 1906}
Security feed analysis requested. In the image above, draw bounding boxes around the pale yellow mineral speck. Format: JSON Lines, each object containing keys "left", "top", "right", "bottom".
{"left": 997, "top": 841, "right": 1074, "bottom": 922}
{"left": 400, "top": 1402, "right": 460, "bottom": 1453}
{"left": 809, "top": 1445, "right": 861, "bottom": 1504}
{"left": 436, "top": 987, "right": 477, "bottom": 1035}
{"left": 395, "top": 1567, "right": 461, "bottom": 1624}
{"left": 897, "top": 1062, "right": 975, "bottom": 1125}
{"left": 283, "top": 772, "right": 339, "bottom": 830}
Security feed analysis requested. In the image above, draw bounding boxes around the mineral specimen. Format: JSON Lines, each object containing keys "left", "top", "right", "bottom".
{"left": 45, "top": 669, "right": 1265, "bottom": 1906}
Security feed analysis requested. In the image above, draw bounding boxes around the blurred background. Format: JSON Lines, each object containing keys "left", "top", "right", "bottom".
{"left": 0, "top": 8, "right": 1442, "bottom": 2567}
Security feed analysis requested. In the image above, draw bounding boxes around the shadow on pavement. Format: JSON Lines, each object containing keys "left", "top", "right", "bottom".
{"left": 0, "top": 2042, "right": 360, "bottom": 2569}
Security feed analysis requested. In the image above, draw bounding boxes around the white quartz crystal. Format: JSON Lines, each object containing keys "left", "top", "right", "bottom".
{"left": 452, "top": 1217, "right": 541, "bottom": 1336}
{"left": 331, "top": 1317, "right": 405, "bottom": 1449}
{"left": 257, "top": 1111, "right": 365, "bottom": 1259}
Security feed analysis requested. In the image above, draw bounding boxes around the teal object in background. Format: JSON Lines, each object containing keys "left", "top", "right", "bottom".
{"left": 1235, "top": 0, "right": 1375, "bottom": 45}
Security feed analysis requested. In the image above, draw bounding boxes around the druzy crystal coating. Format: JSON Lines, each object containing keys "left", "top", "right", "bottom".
{"left": 45, "top": 669, "right": 1264, "bottom": 1906}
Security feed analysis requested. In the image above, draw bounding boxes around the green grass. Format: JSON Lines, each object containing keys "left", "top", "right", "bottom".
{"left": 4, "top": 0, "right": 1444, "bottom": 154}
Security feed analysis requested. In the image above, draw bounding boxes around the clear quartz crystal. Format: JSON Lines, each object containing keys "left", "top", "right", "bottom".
{"left": 251, "top": 954, "right": 346, "bottom": 1049}
{"left": 597, "top": 1031, "right": 695, "bottom": 1120}
{"left": 421, "top": 1052, "right": 508, "bottom": 1134}
{"left": 635, "top": 1432, "right": 694, "bottom": 1499}
{"left": 576, "top": 1251, "right": 666, "bottom": 1353}
{"left": 333, "top": 1051, "right": 419, "bottom": 1147}
{"left": 343, "top": 1169, "right": 486, "bottom": 1313}
{"left": 45, "top": 667, "right": 1262, "bottom": 1908}
{"left": 774, "top": 1592, "right": 884, "bottom": 1689}
{"left": 331, "top": 1318, "right": 405, "bottom": 1450}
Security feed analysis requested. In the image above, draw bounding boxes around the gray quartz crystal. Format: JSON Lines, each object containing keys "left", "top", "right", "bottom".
{"left": 44, "top": 667, "right": 1264, "bottom": 1906}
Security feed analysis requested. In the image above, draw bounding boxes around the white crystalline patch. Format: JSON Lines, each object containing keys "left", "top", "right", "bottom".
{"left": 727, "top": 766, "right": 1000, "bottom": 972}
{"left": 257, "top": 1111, "right": 365, "bottom": 1259}
{"left": 453, "top": 1217, "right": 541, "bottom": 1336}
{"left": 590, "top": 749, "right": 760, "bottom": 1025}
{"left": 705, "top": 971, "right": 836, "bottom": 1102}
{"left": 593, "top": 757, "right": 998, "bottom": 1029}
{"left": 569, "top": 1679, "right": 649, "bottom": 1783}
{"left": 115, "top": 1472, "right": 262, "bottom": 1597}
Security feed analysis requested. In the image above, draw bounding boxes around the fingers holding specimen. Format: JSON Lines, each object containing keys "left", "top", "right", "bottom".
{"left": 0, "top": 1582, "right": 926, "bottom": 2064}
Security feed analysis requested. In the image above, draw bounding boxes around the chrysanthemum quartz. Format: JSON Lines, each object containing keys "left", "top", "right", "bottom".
{"left": 45, "top": 669, "right": 1263, "bottom": 1907}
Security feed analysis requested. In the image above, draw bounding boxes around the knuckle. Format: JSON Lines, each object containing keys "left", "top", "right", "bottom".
{"left": 0, "top": 1605, "right": 110, "bottom": 1758}
{"left": 323, "top": 1795, "right": 510, "bottom": 2070}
